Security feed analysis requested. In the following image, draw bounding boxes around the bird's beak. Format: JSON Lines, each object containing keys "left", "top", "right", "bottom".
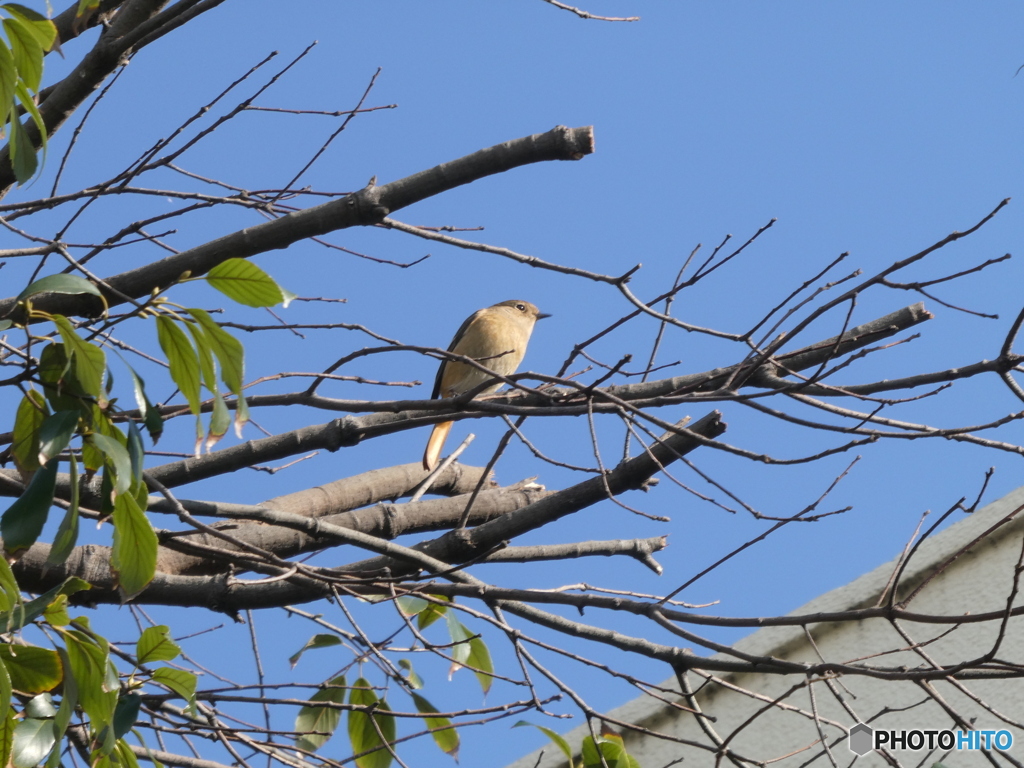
{"left": 536, "top": 312, "right": 552, "bottom": 320}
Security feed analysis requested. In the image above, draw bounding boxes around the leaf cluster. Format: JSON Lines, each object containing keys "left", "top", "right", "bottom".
{"left": 0, "top": 2, "right": 55, "bottom": 182}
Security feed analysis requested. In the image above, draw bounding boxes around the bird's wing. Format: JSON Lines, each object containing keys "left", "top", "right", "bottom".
{"left": 430, "top": 309, "right": 483, "bottom": 399}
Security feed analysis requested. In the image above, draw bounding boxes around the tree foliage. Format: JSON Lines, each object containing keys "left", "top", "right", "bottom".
{"left": 0, "top": 2, "right": 55, "bottom": 183}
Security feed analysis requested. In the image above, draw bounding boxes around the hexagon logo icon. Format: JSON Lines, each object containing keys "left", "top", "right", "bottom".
{"left": 849, "top": 723, "right": 873, "bottom": 755}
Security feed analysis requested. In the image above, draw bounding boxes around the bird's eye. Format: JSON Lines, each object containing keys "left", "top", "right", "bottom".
{"left": 516, "top": 303, "right": 526, "bottom": 311}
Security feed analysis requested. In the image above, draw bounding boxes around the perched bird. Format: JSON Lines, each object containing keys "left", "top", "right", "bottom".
{"left": 423, "top": 299, "right": 550, "bottom": 471}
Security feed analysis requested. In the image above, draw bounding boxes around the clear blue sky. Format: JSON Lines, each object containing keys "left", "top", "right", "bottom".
{"left": 7, "top": 2, "right": 1024, "bottom": 766}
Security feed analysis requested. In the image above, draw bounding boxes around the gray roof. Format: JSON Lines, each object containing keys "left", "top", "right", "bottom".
{"left": 509, "top": 484, "right": 1024, "bottom": 768}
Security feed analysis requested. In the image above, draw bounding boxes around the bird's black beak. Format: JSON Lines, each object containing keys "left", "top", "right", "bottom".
{"left": 537, "top": 313, "right": 552, "bottom": 320}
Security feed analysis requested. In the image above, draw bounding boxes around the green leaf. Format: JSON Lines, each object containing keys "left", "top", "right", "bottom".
{"left": 0, "top": 659, "right": 11, "bottom": 768}
{"left": 0, "top": 701, "right": 15, "bottom": 768}
{"left": 416, "top": 594, "right": 450, "bottom": 630}
{"left": 44, "top": 649, "right": 76, "bottom": 768}
{"left": 514, "top": 722, "right": 575, "bottom": 768}
{"left": 466, "top": 635, "right": 494, "bottom": 695}
{"left": 294, "top": 675, "right": 346, "bottom": 753}
{"left": 580, "top": 734, "right": 639, "bottom": 768}
{"left": 206, "top": 387, "right": 230, "bottom": 448}
{"left": 3, "top": 16, "right": 42, "bottom": 91}
{"left": 186, "top": 309, "right": 248, "bottom": 435}
{"left": 0, "top": 38, "right": 15, "bottom": 115}
{"left": 123, "top": 732, "right": 161, "bottom": 768}
{"left": 12, "top": 577, "right": 91, "bottom": 633}
{"left": 0, "top": 659, "right": 11, "bottom": 734}
{"left": 0, "top": 557, "right": 21, "bottom": 618}
{"left": 11, "top": 717, "right": 55, "bottom": 768}
{"left": 15, "top": 274, "right": 102, "bottom": 304}
{"left": 114, "top": 738, "right": 141, "bottom": 768}
{"left": 125, "top": 419, "right": 145, "bottom": 491}
{"left": 37, "top": 344, "right": 88, "bottom": 415}
{"left": 47, "top": 454, "right": 79, "bottom": 565}
{"left": 0, "top": 573, "right": 17, "bottom": 622}
{"left": 11, "top": 390, "right": 47, "bottom": 474}
{"left": 5, "top": 64, "right": 48, "bottom": 185}
{"left": 184, "top": 321, "right": 216, "bottom": 393}
{"left": 42, "top": 594, "right": 69, "bottom": 627}
{"left": 348, "top": 679, "right": 395, "bottom": 768}
{"left": 397, "top": 659, "right": 422, "bottom": 690}
{"left": 136, "top": 626, "right": 180, "bottom": 665}
{"left": 155, "top": 316, "right": 202, "bottom": 449}
{"left": 151, "top": 667, "right": 196, "bottom": 715}
{"left": 88, "top": 432, "right": 131, "bottom": 497}
{"left": 51, "top": 316, "right": 106, "bottom": 406}
{"left": 95, "top": 716, "right": 116, "bottom": 759}
{"left": 617, "top": 744, "right": 641, "bottom": 768}
{"left": 183, "top": 321, "right": 229, "bottom": 450}
{"left": 112, "top": 692, "right": 141, "bottom": 739}
{"left": 207, "top": 258, "right": 295, "bottom": 308}
{"left": 89, "top": 407, "right": 124, "bottom": 478}
{"left": 98, "top": 469, "right": 114, "bottom": 515}
{"left": 124, "top": 363, "right": 163, "bottom": 444}
{"left": 1, "top": 457, "right": 57, "bottom": 555}
{"left": 8, "top": 108, "right": 36, "bottom": 183}
{"left": 132, "top": 476, "right": 149, "bottom": 515}
{"left": 110, "top": 493, "right": 157, "bottom": 598}
{"left": 155, "top": 316, "right": 201, "bottom": 412}
{"left": 61, "top": 629, "right": 116, "bottom": 731}
{"left": 411, "top": 693, "right": 459, "bottom": 760}
{"left": 37, "top": 410, "right": 78, "bottom": 465}
{"left": 93, "top": 746, "right": 113, "bottom": 766}
{"left": 0, "top": 644, "right": 62, "bottom": 694}
{"left": 289, "top": 633, "right": 342, "bottom": 668}
{"left": 445, "top": 614, "right": 472, "bottom": 667}
{"left": 70, "top": 615, "right": 94, "bottom": 632}
{"left": 580, "top": 736, "right": 600, "bottom": 768}
{"left": 24, "top": 693, "right": 56, "bottom": 719}
{"left": 443, "top": 616, "right": 492, "bottom": 692}
{"left": 3, "top": 6, "right": 57, "bottom": 50}
{"left": 14, "top": 78, "right": 46, "bottom": 160}
{"left": 396, "top": 596, "right": 427, "bottom": 617}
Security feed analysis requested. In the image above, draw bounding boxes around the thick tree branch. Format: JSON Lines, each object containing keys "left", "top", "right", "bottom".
{"left": 156, "top": 480, "right": 550, "bottom": 575}
{"left": 0, "top": 125, "right": 595, "bottom": 319}
{"left": 344, "top": 412, "right": 725, "bottom": 575}
{"left": 10, "top": 413, "right": 722, "bottom": 605}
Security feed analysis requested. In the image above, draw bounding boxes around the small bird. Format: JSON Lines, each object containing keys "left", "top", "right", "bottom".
{"left": 423, "top": 299, "right": 550, "bottom": 471}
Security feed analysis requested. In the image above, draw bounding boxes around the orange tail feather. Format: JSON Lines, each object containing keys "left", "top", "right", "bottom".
{"left": 423, "top": 420, "right": 454, "bottom": 471}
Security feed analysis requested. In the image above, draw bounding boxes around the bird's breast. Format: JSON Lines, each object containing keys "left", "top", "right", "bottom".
{"left": 440, "top": 313, "right": 530, "bottom": 396}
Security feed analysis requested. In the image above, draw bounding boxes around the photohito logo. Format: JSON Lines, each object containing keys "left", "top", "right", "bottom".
{"left": 848, "top": 724, "right": 1014, "bottom": 755}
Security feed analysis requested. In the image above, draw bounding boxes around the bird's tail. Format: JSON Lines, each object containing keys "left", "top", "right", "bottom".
{"left": 423, "top": 420, "right": 454, "bottom": 471}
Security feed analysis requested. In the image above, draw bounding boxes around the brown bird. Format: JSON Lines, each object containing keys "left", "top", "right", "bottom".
{"left": 423, "top": 299, "right": 549, "bottom": 471}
